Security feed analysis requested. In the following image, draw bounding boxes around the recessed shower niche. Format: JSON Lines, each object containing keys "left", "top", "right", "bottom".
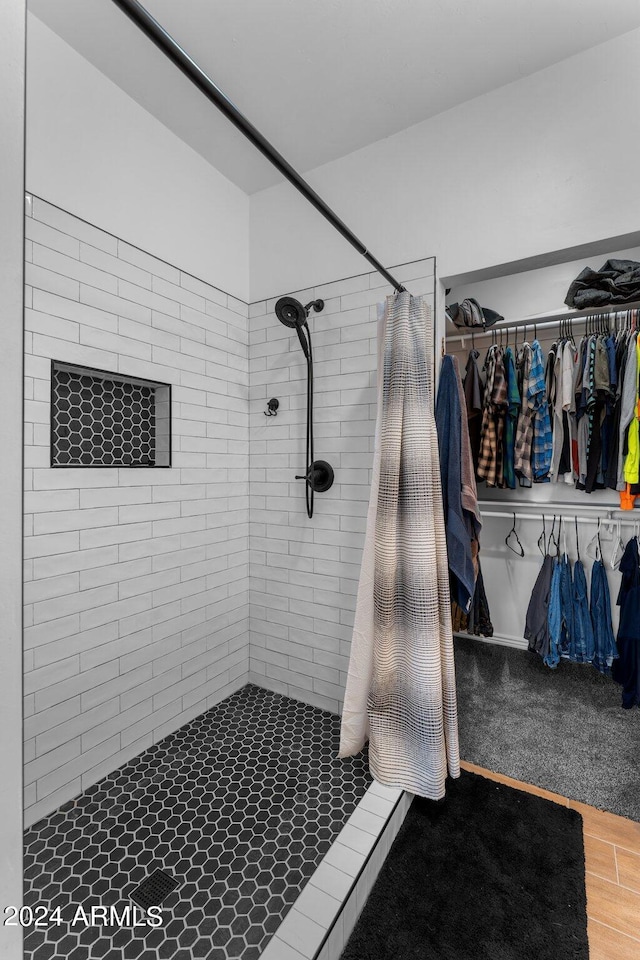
{"left": 50, "top": 360, "right": 171, "bottom": 467}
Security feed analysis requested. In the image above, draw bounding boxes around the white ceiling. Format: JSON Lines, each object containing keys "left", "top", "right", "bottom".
{"left": 29, "top": 0, "right": 640, "bottom": 194}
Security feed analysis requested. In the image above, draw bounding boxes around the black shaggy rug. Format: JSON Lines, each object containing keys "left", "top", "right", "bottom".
{"left": 454, "top": 634, "right": 640, "bottom": 821}
{"left": 341, "top": 770, "right": 588, "bottom": 960}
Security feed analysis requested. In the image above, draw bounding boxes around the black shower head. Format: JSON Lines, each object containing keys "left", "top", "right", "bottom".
{"left": 275, "top": 296, "right": 306, "bottom": 329}
{"left": 274, "top": 297, "right": 324, "bottom": 360}
{"left": 274, "top": 296, "right": 324, "bottom": 328}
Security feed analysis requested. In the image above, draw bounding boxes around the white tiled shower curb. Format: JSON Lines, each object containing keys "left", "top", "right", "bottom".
{"left": 260, "top": 782, "right": 413, "bottom": 960}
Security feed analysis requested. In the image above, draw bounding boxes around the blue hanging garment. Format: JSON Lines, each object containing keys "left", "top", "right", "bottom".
{"left": 545, "top": 552, "right": 574, "bottom": 669}
{"left": 571, "top": 560, "right": 595, "bottom": 663}
{"left": 590, "top": 558, "right": 618, "bottom": 675}
{"left": 612, "top": 537, "right": 640, "bottom": 708}
{"left": 558, "top": 554, "right": 575, "bottom": 657}
{"left": 544, "top": 557, "right": 563, "bottom": 669}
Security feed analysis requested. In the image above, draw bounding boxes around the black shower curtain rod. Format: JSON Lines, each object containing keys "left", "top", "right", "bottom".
{"left": 110, "top": 0, "right": 407, "bottom": 294}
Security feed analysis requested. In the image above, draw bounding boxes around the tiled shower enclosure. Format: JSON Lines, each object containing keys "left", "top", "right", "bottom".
{"left": 23, "top": 196, "right": 434, "bottom": 957}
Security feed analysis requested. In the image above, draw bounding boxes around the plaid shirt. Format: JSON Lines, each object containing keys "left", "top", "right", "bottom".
{"left": 514, "top": 343, "right": 533, "bottom": 483}
{"left": 477, "top": 346, "right": 508, "bottom": 486}
{"left": 530, "top": 339, "right": 553, "bottom": 481}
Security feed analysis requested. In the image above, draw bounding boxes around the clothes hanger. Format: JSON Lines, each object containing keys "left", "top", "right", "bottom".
{"left": 575, "top": 516, "right": 581, "bottom": 564}
{"left": 599, "top": 519, "right": 615, "bottom": 549}
{"left": 537, "top": 514, "right": 547, "bottom": 556}
{"left": 505, "top": 513, "right": 524, "bottom": 558}
{"left": 610, "top": 519, "right": 624, "bottom": 570}
{"left": 548, "top": 515, "right": 558, "bottom": 555}
{"left": 586, "top": 518, "right": 602, "bottom": 561}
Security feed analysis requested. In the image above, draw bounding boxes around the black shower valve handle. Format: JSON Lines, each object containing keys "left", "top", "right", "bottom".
{"left": 295, "top": 460, "right": 335, "bottom": 494}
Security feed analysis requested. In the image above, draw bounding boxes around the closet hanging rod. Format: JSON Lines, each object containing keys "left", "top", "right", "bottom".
{"left": 445, "top": 301, "right": 640, "bottom": 344}
{"left": 478, "top": 499, "right": 624, "bottom": 514}
{"left": 480, "top": 509, "right": 638, "bottom": 528}
{"left": 110, "top": 0, "right": 407, "bottom": 295}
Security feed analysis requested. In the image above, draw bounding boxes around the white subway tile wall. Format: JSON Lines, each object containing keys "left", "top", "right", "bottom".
{"left": 23, "top": 197, "right": 250, "bottom": 826}
{"left": 248, "top": 261, "right": 436, "bottom": 713}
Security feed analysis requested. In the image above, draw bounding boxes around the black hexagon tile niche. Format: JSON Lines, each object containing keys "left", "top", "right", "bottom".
{"left": 50, "top": 362, "right": 170, "bottom": 467}
{"left": 23, "top": 685, "right": 371, "bottom": 959}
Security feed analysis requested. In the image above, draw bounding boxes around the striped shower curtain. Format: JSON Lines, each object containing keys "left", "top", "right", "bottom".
{"left": 339, "top": 292, "right": 460, "bottom": 799}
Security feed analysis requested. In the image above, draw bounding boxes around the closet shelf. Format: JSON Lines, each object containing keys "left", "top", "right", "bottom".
{"left": 480, "top": 508, "right": 638, "bottom": 527}
{"left": 477, "top": 499, "right": 629, "bottom": 515}
{"left": 445, "top": 299, "right": 640, "bottom": 344}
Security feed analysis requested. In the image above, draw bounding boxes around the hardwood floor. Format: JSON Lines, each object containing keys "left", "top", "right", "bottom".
{"left": 461, "top": 761, "right": 640, "bottom": 959}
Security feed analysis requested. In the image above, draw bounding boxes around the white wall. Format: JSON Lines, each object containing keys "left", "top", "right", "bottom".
{"left": 250, "top": 28, "right": 640, "bottom": 302}
{"left": 248, "top": 260, "right": 435, "bottom": 711}
{"left": 26, "top": 15, "right": 250, "bottom": 303}
{"left": 1, "top": 2, "right": 25, "bottom": 956}
{"left": 23, "top": 198, "right": 249, "bottom": 826}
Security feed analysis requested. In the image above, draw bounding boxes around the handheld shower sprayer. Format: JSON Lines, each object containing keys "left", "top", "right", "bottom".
{"left": 274, "top": 296, "right": 317, "bottom": 359}
{"left": 274, "top": 297, "right": 334, "bottom": 518}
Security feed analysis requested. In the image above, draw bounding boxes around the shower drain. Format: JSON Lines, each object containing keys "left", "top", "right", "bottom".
{"left": 130, "top": 869, "right": 178, "bottom": 910}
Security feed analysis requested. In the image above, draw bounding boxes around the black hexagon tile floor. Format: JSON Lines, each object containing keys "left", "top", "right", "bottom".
{"left": 23, "top": 684, "right": 371, "bottom": 959}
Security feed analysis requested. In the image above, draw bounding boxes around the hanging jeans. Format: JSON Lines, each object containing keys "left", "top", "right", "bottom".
{"left": 571, "top": 560, "right": 595, "bottom": 663}
{"left": 590, "top": 559, "right": 618, "bottom": 675}
{"left": 525, "top": 554, "right": 554, "bottom": 659}
{"left": 545, "top": 558, "right": 563, "bottom": 669}
{"left": 558, "top": 555, "right": 575, "bottom": 656}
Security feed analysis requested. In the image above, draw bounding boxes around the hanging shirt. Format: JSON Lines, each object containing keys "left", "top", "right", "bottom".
{"left": 617, "top": 333, "right": 638, "bottom": 490}
{"left": 574, "top": 338, "right": 590, "bottom": 486}
{"left": 454, "top": 363, "right": 482, "bottom": 536}
{"left": 502, "top": 346, "right": 520, "bottom": 489}
{"left": 436, "top": 355, "right": 476, "bottom": 613}
{"left": 463, "top": 349, "right": 484, "bottom": 473}
{"left": 545, "top": 342, "right": 557, "bottom": 422}
{"left": 605, "top": 334, "right": 629, "bottom": 490}
{"left": 477, "top": 346, "right": 508, "bottom": 487}
{"left": 565, "top": 340, "right": 580, "bottom": 481}
{"left": 550, "top": 344, "right": 565, "bottom": 482}
{"left": 623, "top": 337, "right": 640, "bottom": 486}
{"left": 530, "top": 339, "right": 553, "bottom": 481}
{"left": 514, "top": 343, "right": 533, "bottom": 486}
{"left": 600, "top": 335, "right": 618, "bottom": 480}
{"left": 585, "top": 336, "right": 611, "bottom": 493}
{"left": 562, "top": 340, "right": 578, "bottom": 483}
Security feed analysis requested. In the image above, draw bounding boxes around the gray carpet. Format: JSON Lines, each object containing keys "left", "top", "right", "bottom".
{"left": 454, "top": 635, "right": 640, "bottom": 822}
